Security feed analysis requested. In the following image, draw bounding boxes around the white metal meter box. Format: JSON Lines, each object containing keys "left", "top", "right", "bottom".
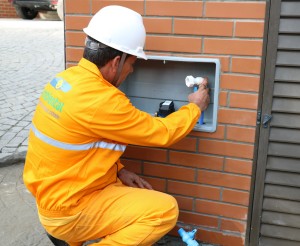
{"left": 120, "top": 56, "right": 220, "bottom": 132}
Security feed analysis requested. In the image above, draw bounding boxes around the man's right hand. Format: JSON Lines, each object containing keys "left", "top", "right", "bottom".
{"left": 188, "top": 78, "right": 210, "bottom": 111}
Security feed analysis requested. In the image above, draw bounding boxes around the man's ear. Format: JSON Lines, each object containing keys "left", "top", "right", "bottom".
{"left": 111, "top": 56, "right": 120, "bottom": 73}
{"left": 100, "top": 56, "right": 120, "bottom": 83}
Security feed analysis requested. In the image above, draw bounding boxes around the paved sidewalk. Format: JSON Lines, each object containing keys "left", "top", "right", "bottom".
{"left": 0, "top": 19, "right": 65, "bottom": 166}
{"left": 0, "top": 19, "right": 64, "bottom": 246}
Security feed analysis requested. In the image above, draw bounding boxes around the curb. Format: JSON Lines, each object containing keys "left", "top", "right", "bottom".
{"left": 0, "top": 150, "right": 26, "bottom": 168}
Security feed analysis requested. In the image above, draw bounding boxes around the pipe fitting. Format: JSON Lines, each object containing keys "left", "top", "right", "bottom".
{"left": 178, "top": 228, "right": 200, "bottom": 246}
{"left": 185, "top": 76, "right": 204, "bottom": 88}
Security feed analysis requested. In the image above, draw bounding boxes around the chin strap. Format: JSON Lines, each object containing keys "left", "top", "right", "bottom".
{"left": 112, "top": 52, "right": 127, "bottom": 85}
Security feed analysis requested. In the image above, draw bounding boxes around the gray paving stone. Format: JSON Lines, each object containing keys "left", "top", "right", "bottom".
{"left": 1, "top": 132, "right": 16, "bottom": 140}
{"left": 17, "top": 121, "right": 31, "bottom": 127}
{"left": 17, "top": 129, "right": 30, "bottom": 138}
{"left": 17, "top": 146, "right": 28, "bottom": 154}
{"left": 1, "top": 119, "right": 18, "bottom": 125}
{"left": 0, "top": 107, "right": 12, "bottom": 114}
{"left": 11, "top": 105, "right": 25, "bottom": 111}
{"left": 2, "top": 147, "right": 18, "bottom": 153}
{"left": 22, "top": 138, "right": 29, "bottom": 147}
{"left": 22, "top": 101, "right": 37, "bottom": 108}
{"left": 10, "top": 126, "right": 24, "bottom": 133}
{"left": 0, "top": 102, "right": 13, "bottom": 109}
{"left": 7, "top": 136, "right": 26, "bottom": 147}
{"left": 0, "top": 124, "right": 13, "bottom": 131}
{"left": 0, "top": 140, "right": 13, "bottom": 151}
{"left": 24, "top": 124, "right": 32, "bottom": 130}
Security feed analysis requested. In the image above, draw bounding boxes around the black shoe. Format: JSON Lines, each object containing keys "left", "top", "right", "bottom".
{"left": 46, "top": 232, "right": 69, "bottom": 246}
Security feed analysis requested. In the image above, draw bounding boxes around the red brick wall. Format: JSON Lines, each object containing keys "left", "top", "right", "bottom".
{"left": 0, "top": 0, "right": 18, "bottom": 18}
{"left": 64, "top": 1, "right": 267, "bottom": 245}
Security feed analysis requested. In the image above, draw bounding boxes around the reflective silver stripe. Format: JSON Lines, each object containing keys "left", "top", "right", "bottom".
{"left": 31, "top": 125, "right": 126, "bottom": 152}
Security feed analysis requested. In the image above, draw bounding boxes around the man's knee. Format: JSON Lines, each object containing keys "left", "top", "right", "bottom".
{"left": 159, "top": 194, "right": 179, "bottom": 227}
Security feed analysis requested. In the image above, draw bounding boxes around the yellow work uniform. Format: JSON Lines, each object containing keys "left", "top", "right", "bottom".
{"left": 23, "top": 58, "right": 200, "bottom": 245}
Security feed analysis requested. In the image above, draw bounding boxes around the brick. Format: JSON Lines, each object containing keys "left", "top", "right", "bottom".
{"left": 204, "top": 38, "right": 263, "bottom": 56}
{"left": 144, "top": 162, "right": 196, "bottom": 182}
{"left": 146, "top": 51, "right": 172, "bottom": 57}
{"left": 167, "top": 54, "right": 230, "bottom": 73}
{"left": 190, "top": 125, "right": 225, "bottom": 140}
{"left": 66, "top": 47, "right": 84, "bottom": 62}
{"left": 178, "top": 211, "right": 218, "bottom": 228}
{"left": 169, "top": 151, "right": 224, "bottom": 171}
{"left": 143, "top": 17, "right": 172, "bottom": 34}
{"left": 218, "top": 108, "right": 257, "bottom": 126}
{"left": 221, "top": 218, "right": 247, "bottom": 234}
{"left": 197, "top": 170, "right": 251, "bottom": 191}
{"left": 65, "top": 0, "right": 90, "bottom": 14}
{"left": 197, "top": 228, "right": 245, "bottom": 246}
{"left": 92, "top": 0, "right": 144, "bottom": 15}
{"left": 146, "top": 1, "right": 203, "bottom": 17}
{"left": 229, "top": 92, "right": 258, "bottom": 110}
{"left": 65, "top": 15, "right": 91, "bottom": 31}
{"left": 222, "top": 189, "right": 249, "bottom": 206}
{"left": 146, "top": 36, "right": 202, "bottom": 53}
{"left": 168, "top": 180, "right": 221, "bottom": 200}
{"left": 174, "top": 19, "right": 233, "bottom": 37}
{"left": 203, "top": 56, "right": 231, "bottom": 73}
{"left": 195, "top": 200, "right": 248, "bottom": 220}
{"left": 235, "top": 21, "right": 265, "bottom": 38}
{"left": 173, "top": 195, "right": 193, "bottom": 211}
{"left": 169, "top": 137, "right": 197, "bottom": 152}
{"left": 218, "top": 56, "right": 230, "bottom": 72}
{"left": 66, "top": 62, "right": 76, "bottom": 68}
{"left": 123, "top": 145, "right": 167, "bottom": 162}
{"left": 205, "top": 2, "right": 266, "bottom": 19}
{"left": 227, "top": 126, "right": 256, "bottom": 143}
{"left": 143, "top": 176, "right": 166, "bottom": 192}
{"left": 221, "top": 74, "right": 260, "bottom": 92}
{"left": 224, "top": 158, "right": 252, "bottom": 175}
{"left": 199, "top": 139, "right": 254, "bottom": 159}
{"left": 231, "top": 57, "right": 262, "bottom": 75}
{"left": 121, "top": 159, "right": 142, "bottom": 174}
{"left": 65, "top": 32, "right": 86, "bottom": 47}
{"left": 219, "top": 91, "right": 228, "bottom": 107}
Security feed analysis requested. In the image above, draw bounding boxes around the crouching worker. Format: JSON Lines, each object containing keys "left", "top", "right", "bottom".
{"left": 23, "top": 5, "right": 210, "bottom": 246}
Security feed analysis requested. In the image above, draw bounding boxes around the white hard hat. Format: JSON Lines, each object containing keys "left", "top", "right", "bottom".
{"left": 83, "top": 5, "right": 147, "bottom": 60}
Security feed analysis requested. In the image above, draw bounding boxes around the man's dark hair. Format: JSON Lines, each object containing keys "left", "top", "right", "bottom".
{"left": 83, "top": 36, "right": 123, "bottom": 68}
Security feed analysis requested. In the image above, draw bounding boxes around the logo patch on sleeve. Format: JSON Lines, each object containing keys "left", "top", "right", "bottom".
{"left": 50, "top": 77, "right": 72, "bottom": 92}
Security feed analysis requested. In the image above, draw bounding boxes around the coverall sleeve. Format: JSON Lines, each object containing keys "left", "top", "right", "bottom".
{"left": 90, "top": 95, "right": 200, "bottom": 147}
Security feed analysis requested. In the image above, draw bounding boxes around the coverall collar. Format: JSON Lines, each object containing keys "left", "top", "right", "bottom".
{"left": 78, "top": 58, "right": 113, "bottom": 87}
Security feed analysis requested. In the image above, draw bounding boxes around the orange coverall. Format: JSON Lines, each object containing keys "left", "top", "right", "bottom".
{"left": 23, "top": 58, "right": 200, "bottom": 245}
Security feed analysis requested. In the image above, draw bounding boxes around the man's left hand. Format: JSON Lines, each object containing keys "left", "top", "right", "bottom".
{"left": 117, "top": 168, "right": 153, "bottom": 190}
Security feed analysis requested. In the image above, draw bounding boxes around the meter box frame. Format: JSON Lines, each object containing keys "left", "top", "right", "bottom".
{"left": 120, "top": 55, "right": 220, "bottom": 132}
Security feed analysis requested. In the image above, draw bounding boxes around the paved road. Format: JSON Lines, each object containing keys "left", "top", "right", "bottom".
{"left": 0, "top": 19, "right": 64, "bottom": 246}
